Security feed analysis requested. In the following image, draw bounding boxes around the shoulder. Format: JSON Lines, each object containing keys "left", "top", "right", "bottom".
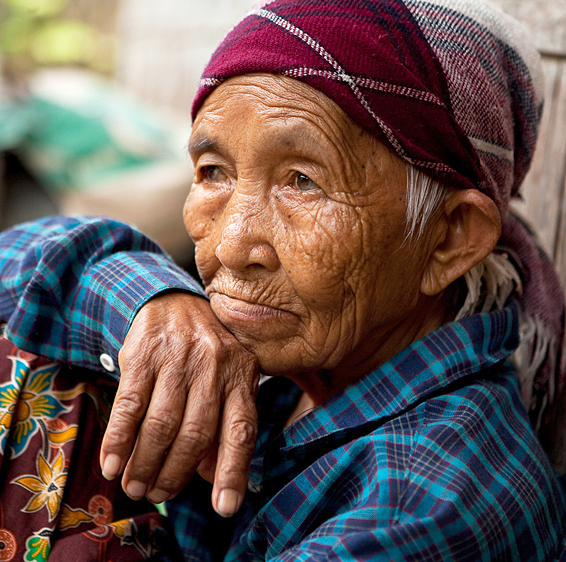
{"left": 390, "top": 363, "right": 566, "bottom": 560}
{"left": 409, "top": 362, "right": 543, "bottom": 475}
{"left": 322, "top": 363, "right": 566, "bottom": 559}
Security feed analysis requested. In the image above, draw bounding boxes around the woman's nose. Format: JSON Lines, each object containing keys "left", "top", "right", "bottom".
{"left": 214, "top": 193, "right": 279, "bottom": 273}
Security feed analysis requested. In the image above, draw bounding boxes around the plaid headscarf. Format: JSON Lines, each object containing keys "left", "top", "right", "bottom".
{"left": 192, "top": 0, "right": 566, "bottom": 469}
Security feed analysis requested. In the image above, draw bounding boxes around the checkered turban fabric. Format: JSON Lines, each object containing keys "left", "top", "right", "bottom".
{"left": 192, "top": 0, "right": 566, "bottom": 468}
{"left": 192, "top": 0, "right": 542, "bottom": 212}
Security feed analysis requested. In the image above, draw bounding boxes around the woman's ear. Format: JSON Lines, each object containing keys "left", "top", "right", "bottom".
{"left": 420, "top": 188, "right": 501, "bottom": 296}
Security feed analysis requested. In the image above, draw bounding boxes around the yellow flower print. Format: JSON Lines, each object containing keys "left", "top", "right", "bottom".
{"left": 0, "top": 358, "right": 69, "bottom": 459}
{"left": 0, "top": 364, "right": 26, "bottom": 447}
{"left": 59, "top": 505, "right": 93, "bottom": 531}
{"left": 13, "top": 450, "right": 67, "bottom": 521}
{"left": 110, "top": 518, "right": 134, "bottom": 540}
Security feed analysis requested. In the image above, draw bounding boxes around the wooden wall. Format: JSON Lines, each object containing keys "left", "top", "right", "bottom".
{"left": 114, "top": 0, "right": 254, "bottom": 121}
{"left": 490, "top": 0, "right": 566, "bottom": 287}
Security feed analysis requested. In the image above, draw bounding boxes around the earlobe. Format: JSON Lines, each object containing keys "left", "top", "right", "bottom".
{"left": 420, "top": 189, "right": 501, "bottom": 296}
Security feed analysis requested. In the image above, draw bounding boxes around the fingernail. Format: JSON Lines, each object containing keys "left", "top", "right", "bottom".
{"left": 146, "top": 488, "right": 170, "bottom": 504}
{"left": 216, "top": 489, "right": 241, "bottom": 518}
{"left": 101, "top": 454, "right": 121, "bottom": 480}
{"left": 125, "top": 480, "right": 147, "bottom": 500}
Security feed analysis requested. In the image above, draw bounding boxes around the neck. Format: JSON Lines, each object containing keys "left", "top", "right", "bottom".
{"left": 289, "top": 290, "right": 455, "bottom": 407}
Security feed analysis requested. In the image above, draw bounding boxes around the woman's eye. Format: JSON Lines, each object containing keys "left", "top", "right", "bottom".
{"left": 293, "top": 173, "right": 319, "bottom": 192}
{"left": 201, "top": 165, "right": 225, "bottom": 183}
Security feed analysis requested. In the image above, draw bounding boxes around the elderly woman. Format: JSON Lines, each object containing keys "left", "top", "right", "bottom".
{"left": 1, "top": 0, "right": 566, "bottom": 560}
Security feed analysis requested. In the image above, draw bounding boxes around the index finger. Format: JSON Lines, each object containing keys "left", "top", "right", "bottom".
{"left": 99, "top": 367, "right": 152, "bottom": 480}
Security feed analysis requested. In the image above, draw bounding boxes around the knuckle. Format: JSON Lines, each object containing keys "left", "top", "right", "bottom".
{"left": 112, "top": 390, "right": 146, "bottom": 422}
{"left": 226, "top": 418, "right": 257, "bottom": 449}
{"left": 199, "top": 330, "right": 247, "bottom": 363}
{"left": 142, "top": 412, "right": 180, "bottom": 444}
{"left": 118, "top": 344, "right": 142, "bottom": 370}
{"left": 119, "top": 333, "right": 164, "bottom": 371}
{"left": 117, "top": 345, "right": 131, "bottom": 365}
{"left": 177, "top": 421, "right": 214, "bottom": 456}
{"left": 102, "top": 424, "right": 133, "bottom": 450}
{"left": 198, "top": 332, "right": 226, "bottom": 361}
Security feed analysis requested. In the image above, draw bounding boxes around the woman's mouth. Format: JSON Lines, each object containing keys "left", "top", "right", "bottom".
{"left": 209, "top": 292, "right": 289, "bottom": 320}
{"left": 208, "top": 292, "right": 302, "bottom": 343}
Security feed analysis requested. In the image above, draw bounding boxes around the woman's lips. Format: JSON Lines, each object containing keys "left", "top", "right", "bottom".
{"left": 208, "top": 292, "right": 302, "bottom": 343}
{"left": 209, "top": 292, "right": 291, "bottom": 321}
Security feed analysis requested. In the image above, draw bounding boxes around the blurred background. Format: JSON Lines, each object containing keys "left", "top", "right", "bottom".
{"left": 0, "top": 0, "right": 255, "bottom": 267}
{"left": 0, "top": 0, "right": 565, "bottom": 276}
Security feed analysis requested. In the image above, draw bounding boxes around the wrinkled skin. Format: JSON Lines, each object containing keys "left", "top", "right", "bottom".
{"left": 186, "top": 74, "right": 449, "bottom": 406}
{"left": 100, "top": 293, "right": 259, "bottom": 515}
{"left": 100, "top": 73, "right": 500, "bottom": 519}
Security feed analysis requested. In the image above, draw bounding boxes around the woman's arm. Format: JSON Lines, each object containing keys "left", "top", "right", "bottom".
{"left": 0, "top": 215, "right": 259, "bottom": 516}
{"left": 0, "top": 215, "right": 204, "bottom": 374}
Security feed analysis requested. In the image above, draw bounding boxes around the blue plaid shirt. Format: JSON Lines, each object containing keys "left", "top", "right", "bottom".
{"left": 1, "top": 217, "right": 564, "bottom": 560}
{"left": 168, "top": 303, "right": 566, "bottom": 561}
{"left": 0, "top": 215, "right": 204, "bottom": 377}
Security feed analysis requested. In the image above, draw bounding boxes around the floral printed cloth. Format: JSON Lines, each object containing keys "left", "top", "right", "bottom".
{"left": 0, "top": 336, "right": 182, "bottom": 561}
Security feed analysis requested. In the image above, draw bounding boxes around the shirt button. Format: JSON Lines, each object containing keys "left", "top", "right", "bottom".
{"left": 100, "top": 353, "right": 116, "bottom": 372}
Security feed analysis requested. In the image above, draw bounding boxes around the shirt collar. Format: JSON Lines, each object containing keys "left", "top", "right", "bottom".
{"left": 260, "top": 301, "right": 520, "bottom": 452}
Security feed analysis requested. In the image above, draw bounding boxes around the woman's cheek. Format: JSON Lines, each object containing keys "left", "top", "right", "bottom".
{"left": 185, "top": 183, "right": 229, "bottom": 237}
{"left": 194, "top": 242, "right": 221, "bottom": 287}
{"left": 183, "top": 189, "right": 205, "bottom": 240}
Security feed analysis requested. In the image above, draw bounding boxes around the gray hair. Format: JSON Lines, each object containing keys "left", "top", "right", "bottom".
{"left": 403, "top": 163, "right": 521, "bottom": 320}
{"left": 404, "top": 164, "right": 446, "bottom": 241}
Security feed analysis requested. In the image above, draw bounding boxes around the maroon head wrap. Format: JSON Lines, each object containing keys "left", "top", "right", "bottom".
{"left": 192, "top": 0, "right": 566, "bottom": 468}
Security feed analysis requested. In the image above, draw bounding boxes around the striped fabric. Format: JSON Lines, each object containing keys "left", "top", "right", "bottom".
{"left": 167, "top": 302, "right": 566, "bottom": 561}
{"left": 191, "top": 0, "right": 566, "bottom": 470}
{"left": 192, "top": 0, "right": 542, "bottom": 210}
{"left": 0, "top": 216, "right": 204, "bottom": 376}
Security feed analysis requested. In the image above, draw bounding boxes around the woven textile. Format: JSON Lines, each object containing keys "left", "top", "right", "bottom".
{"left": 191, "top": 0, "right": 566, "bottom": 469}
{"left": 167, "top": 303, "right": 566, "bottom": 560}
{"left": 0, "top": 337, "right": 182, "bottom": 560}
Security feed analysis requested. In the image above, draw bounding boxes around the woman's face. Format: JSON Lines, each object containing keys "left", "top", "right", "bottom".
{"left": 185, "top": 74, "right": 439, "bottom": 401}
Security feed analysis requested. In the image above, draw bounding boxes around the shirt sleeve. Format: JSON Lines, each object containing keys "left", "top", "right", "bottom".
{"left": 0, "top": 215, "right": 205, "bottom": 377}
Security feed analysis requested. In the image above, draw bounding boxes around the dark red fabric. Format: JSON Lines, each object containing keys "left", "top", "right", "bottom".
{"left": 192, "top": 0, "right": 483, "bottom": 193}
{"left": 0, "top": 337, "right": 182, "bottom": 561}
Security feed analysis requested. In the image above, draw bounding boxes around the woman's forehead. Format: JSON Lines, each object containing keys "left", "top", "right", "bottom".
{"left": 190, "top": 74, "right": 393, "bottom": 162}
{"left": 194, "top": 75, "right": 353, "bottom": 134}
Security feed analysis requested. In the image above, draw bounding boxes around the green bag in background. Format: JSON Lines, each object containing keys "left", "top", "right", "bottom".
{"left": 0, "top": 69, "right": 193, "bottom": 263}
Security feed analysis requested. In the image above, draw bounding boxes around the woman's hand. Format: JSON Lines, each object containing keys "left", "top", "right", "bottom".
{"left": 99, "top": 291, "right": 259, "bottom": 518}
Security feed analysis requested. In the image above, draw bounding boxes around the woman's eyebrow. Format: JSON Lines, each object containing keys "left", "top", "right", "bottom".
{"left": 188, "top": 135, "right": 220, "bottom": 156}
